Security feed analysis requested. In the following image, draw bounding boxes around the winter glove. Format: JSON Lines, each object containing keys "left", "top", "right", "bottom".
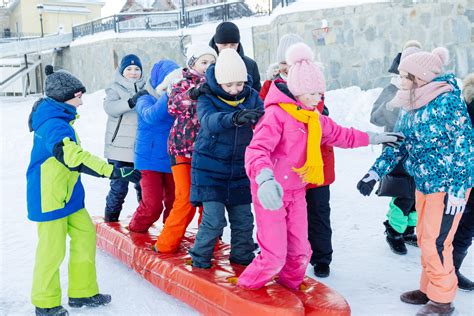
{"left": 366, "top": 131, "right": 405, "bottom": 148}
{"left": 188, "top": 83, "right": 212, "bottom": 100}
{"left": 128, "top": 90, "right": 149, "bottom": 108}
{"left": 256, "top": 168, "right": 283, "bottom": 211}
{"left": 110, "top": 167, "right": 141, "bottom": 184}
{"left": 445, "top": 195, "right": 466, "bottom": 215}
{"left": 356, "top": 170, "right": 380, "bottom": 196}
{"left": 232, "top": 109, "right": 265, "bottom": 126}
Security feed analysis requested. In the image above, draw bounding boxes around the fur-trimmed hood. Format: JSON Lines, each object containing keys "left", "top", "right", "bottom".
{"left": 463, "top": 73, "right": 474, "bottom": 104}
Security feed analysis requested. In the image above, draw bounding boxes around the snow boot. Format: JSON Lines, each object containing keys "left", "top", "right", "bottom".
{"left": 383, "top": 220, "right": 407, "bottom": 255}
{"left": 454, "top": 251, "right": 474, "bottom": 291}
{"left": 68, "top": 294, "right": 111, "bottom": 308}
{"left": 415, "top": 301, "right": 454, "bottom": 316}
{"left": 35, "top": 306, "right": 69, "bottom": 316}
{"left": 403, "top": 225, "right": 418, "bottom": 247}
{"left": 400, "top": 289, "right": 429, "bottom": 305}
{"left": 313, "top": 263, "right": 330, "bottom": 278}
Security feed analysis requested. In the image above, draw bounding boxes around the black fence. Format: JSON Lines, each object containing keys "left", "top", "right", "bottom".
{"left": 72, "top": 0, "right": 253, "bottom": 40}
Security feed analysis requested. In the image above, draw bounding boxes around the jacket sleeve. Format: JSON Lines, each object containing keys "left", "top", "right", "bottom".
{"left": 136, "top": 94, "right": 173, "bottom": 125}
{"left": 252, "top": 62, "right": 262, "bottom": 92}
{"left": 43, "top": 121, "right": 113, "bottom": 178}
{"left": 168, "top": 80, "right": 194, "bottom": 117}
{"left": 370, "top": 86, "right": 400, "bottom": 130}
{"left": 369, "top": 144, "right": 407, "bottom": 179}
{"left": 442, "top": 94, "right": 473, "bottom": 198}
{"left": 197, "top": 95, "right": 235, "bottom": 133}
{"left": 103, "top": 87, "right": 133, "bottom": 118}
{"left": 259, "top": 80, "right": 271, "bottom": 100}
{"left": 319, "top": 115, "right": 370, "bottom": 148}
{"left": 245, "top": 107, "right": 283, "bottom": 180}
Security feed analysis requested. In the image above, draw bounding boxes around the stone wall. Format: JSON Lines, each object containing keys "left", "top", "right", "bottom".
{"left": 48, "top": 0, "right": 473, "bottom": 92}
{"left": 252, "top": 0, "right": 474, "bottom": 90}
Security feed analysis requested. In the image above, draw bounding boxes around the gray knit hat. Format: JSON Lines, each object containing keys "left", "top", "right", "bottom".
{"left": 275, "top": 33, "right": 304, "bottom": 63}
{"left": 44, "top": 65, "right": 86, "bottom": 102}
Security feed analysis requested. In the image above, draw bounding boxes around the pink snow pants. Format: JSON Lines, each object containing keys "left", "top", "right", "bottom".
{"left": 238, "top": 187, "right": 312, "bottom": 290}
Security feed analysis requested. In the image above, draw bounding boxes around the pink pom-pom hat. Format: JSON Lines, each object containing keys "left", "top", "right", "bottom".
{"left": 398, "top": 47, "right": 449, "bottom": 82}
{"left": 285, "top": 43, "right": 326, "bottom": 96}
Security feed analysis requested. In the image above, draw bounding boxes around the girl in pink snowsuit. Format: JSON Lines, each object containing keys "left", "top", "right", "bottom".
{"left": 237, "top": 43, "right": 404, "bottom": 290}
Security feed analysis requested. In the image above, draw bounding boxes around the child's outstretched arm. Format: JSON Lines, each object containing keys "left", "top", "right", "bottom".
{"left": 197, "top": 95, "right": 239, "bottom": 133}
{"left": 136, "top": 93, "right": 172, "bottom": 125}
{"left": 43, "top": 120, "right": 140, "bottom": 183}
{"left": 103, "top": 88, "right": 133, "bottom": 118}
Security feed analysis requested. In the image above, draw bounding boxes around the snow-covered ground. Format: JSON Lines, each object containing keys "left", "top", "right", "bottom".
{"left": 1, "top": 87, "right": 472, "bottom": 315}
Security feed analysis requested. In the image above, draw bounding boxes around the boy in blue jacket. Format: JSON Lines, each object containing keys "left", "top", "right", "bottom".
{"left": 27, "top": 66, "right": 141, "bottom": 316}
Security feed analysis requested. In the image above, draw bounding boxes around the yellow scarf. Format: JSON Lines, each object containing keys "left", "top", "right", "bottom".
{"left": 279, "top": 103, "right": 324, "bottom": 185}
{"left": 217, "top": 96, "right": 246, "bottom": 107}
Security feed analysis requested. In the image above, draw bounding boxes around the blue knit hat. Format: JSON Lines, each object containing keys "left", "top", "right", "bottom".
{"left": 119, "top": 54, "right": 143, "bottom": 74}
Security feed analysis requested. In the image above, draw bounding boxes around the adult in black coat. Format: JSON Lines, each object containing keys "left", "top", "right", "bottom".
{"left": 209, "top": 21, "right": 261, "bottom": 92}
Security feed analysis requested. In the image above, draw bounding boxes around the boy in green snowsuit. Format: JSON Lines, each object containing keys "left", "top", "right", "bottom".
{"left": 27, "top": 65, "right": 141, "bottom": 316}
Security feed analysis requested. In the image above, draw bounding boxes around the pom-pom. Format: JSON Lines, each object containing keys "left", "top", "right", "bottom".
{"left": 432, "top": 47, "right": 449, "bottom": 66}
{"left": 286, "top": 43, "right": 314, "bottom": 66}
{"left": 45, "top": 65, "right": 54, "bottom": 76}
{"left": 403, "top": 40, "right": 422, "bottom": 50}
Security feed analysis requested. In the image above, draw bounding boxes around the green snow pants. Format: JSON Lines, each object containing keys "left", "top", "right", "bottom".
{"left": 386, "top": 197, "right": 418, "bottom": 234}
{"left": 31, "top": 208, "right": 99, "bottom": 308}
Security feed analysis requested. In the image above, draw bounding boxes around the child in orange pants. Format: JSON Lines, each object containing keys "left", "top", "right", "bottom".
{"left": 155, "top": 44, "right": 217, "bottom": 252}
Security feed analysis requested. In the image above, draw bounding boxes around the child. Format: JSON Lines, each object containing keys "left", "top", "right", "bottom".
{"left": 369, "top": 40, "right": 422, "bottom": 255}
{"left": 236, "top": 43, "right": 402, "bottom": 290}
{"left": 103, "top": 54, "right": 146, "bottom": 222}
{"left": 27, "top": 66, "right": 141, "bottom": 316}
{"left": 154, "top": 44, "right": 217, "bottom": 253}
{"left": 128, "top": 60, "right": 180, "bottom": 232}
{"left": 357, "top": 47, "right": 473, "bottom": 315}
{"left": 188, "top": 48, "right": 264, "bottom": 268}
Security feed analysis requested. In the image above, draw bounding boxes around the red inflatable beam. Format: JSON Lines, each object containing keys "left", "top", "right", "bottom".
{"left": 94, "top": 217, "right": 351, "bottom": 316}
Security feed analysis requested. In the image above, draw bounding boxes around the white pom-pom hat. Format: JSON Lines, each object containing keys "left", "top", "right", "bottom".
{"left": 285, "top": 42, "right": 325, "bottom": 96}
{"left": 398, "top": 47, "right": 449, "bottom": 82}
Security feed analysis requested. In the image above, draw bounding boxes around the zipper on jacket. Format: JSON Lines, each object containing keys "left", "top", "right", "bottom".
{"left": 228, "top": 126, "right": 239, "bottom": 202}
{"left": 134, "top": 82, "right": 138, "bottom": 93}
{"left": 111, "top": 115, "right": 123, "bottom": 143}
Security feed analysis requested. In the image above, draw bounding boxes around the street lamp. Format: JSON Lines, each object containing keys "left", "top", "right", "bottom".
{"left": 36, "top": 4, "right": 44, "bottom": 37}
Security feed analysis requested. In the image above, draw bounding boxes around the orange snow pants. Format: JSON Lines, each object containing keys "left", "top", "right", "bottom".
{"left": 415, "top": 189, "right": 471, "bottom": 303}
{"left": 155, "top": 156, "right": 202, "bottom": 253}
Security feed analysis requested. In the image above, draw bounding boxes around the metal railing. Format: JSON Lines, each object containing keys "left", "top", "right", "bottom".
{"left": 72, "top": 0, "right": 253, "bottom": 39}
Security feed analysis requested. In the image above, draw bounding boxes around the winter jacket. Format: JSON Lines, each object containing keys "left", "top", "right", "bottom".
{"left": 209, "top": 38, "right": 261, "bottom": 92}
{"left": 190, "top": 64, "right": 264, "bottom": 205}
{"left": 103, "top": 69, "right": 146, "bottom": 162}
{"left": 134, "top": 60, "right": 179, "bottom": 172}
{"left": 245, "top": 82, "right": 369, "bottom": 192}
{"left": 370, "top": 83, "right": 400, "bottom": 132}
{"left": 370, "top": 74, "right": 474, "bottom": 199}
{"left": 167, "top": 68, "right": 205, "bottom": 157}
{"left": 27, "top": 98, "right": 113, "bottom": 222}
{"left": 463, "top": 74, "right": 474, "bottom": 123}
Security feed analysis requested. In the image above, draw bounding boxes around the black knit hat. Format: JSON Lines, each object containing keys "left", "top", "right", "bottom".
{"left": 44, "top": 65, "right": 86, "bottom": 102}
{"left": 214, "top": 22, "right": 240, "bottom": 44}
{"left": 388, "top": 52, "right": 401, "bottom": 75}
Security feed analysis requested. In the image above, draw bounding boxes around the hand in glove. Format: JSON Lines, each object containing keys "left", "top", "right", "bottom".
{"left": 256, "top": 168, "right": 283, "bottom": 211}
{"left": 367, "top": 131, "right": 405, "bottom": 148}
{"left": 110, "top": 167, "right": 141, "bottom": 184}
{"left": 356, "top": 170, "right": 380, "bottom": 196}
{"left": 445, "top": 195, "right": 466, "bottom": 215}
{"left": 128, "top": 90, "right": 149, "bottom": 108}
{"left": 188, "top": 83, "right": 211, "bottom": 100}
{"left": 232, "top": 109, "right": 265, "bottom": 126}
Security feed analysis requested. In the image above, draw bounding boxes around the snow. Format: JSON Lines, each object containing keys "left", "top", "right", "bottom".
{"left": 1, "top": 86, "right": 473, "bottom": 316}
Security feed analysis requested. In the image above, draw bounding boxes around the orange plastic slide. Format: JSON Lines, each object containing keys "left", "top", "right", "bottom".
{"left": 94, "top": 217, "right": 351, "bottom": 316}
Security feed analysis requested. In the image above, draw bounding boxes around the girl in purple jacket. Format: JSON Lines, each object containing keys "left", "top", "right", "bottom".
{"left": 237, "top": 43, "right": 404, "bottom": 290}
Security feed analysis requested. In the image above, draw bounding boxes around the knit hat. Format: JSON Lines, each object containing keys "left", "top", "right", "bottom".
{"left": 213, "top": 21, "right": 240, "bottom": 44}
{"left": 44, "top": 65, "right": 86, "bottom": 103}
{"left": 400, "top": 40, "right": 422, "bottom": 61}
{"left": 286, "top": 43, "right": 325, "bottom": 96}
{"left": 398, "top": 47, "right": 449, "bottom": 82}
{"left": 214, "top": 48, "right": 247, "bottom": 84}
{"left": 186, "top": 43, "right": 217, "bottom": 68}
{"left": 275, "top": 33, "right": 304, "bottom": 63}
{"left": 119, "top": 54, "right": 143, "bottom": 74}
